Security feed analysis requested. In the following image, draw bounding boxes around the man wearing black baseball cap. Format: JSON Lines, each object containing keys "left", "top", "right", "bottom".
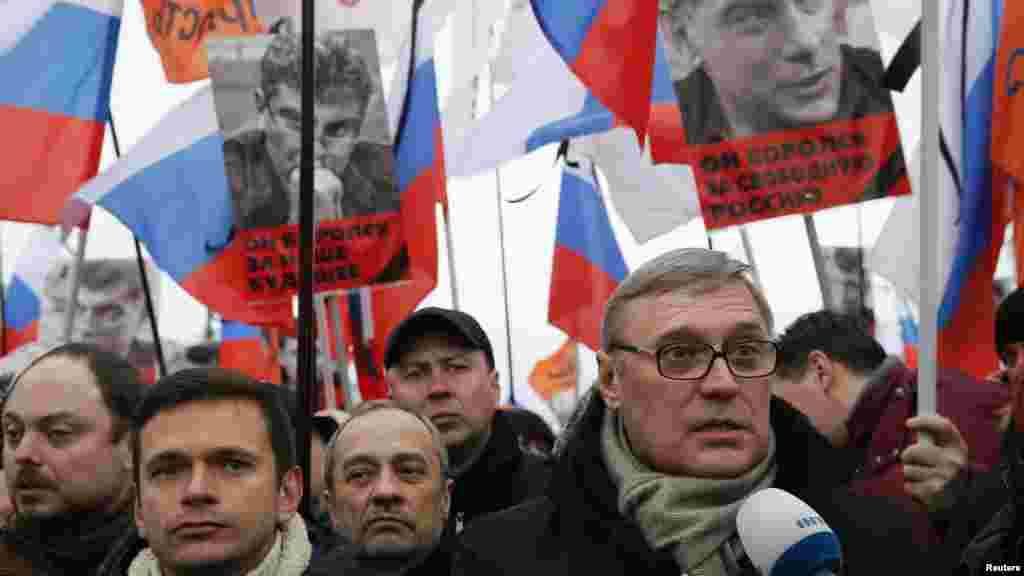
{"left": 385, "top": 307, "right": 551, "bottom": 533}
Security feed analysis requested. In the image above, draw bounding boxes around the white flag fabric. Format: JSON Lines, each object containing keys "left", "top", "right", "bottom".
{"left": 580, "top": 128, "right": 700, "bottom": 244}
{"left": 867, "top": 141, "right": 920, "bottom": 302}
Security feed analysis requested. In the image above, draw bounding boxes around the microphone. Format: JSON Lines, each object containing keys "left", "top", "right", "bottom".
{"left": 735, "top": 488, "right": 842, "bottom": 576}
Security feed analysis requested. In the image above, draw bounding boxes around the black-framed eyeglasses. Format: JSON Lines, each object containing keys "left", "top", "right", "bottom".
{"left": 612, "top": 339, "right": 779, "bottom": 380}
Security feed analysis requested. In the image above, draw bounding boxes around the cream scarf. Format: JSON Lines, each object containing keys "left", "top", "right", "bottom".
{"left": 601, "top": 409, "right": 776, "bottom": 575}
{"left": 128, "top": 513, "right": 312, "bottom": 576}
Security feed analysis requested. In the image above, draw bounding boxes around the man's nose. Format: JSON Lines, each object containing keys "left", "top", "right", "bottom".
{"left": 183, "top": 465, "right": 217, "bottom": 505}
{"left": 426, "top": 368, "right": 453, "bottom": 397}
{"left": 369, "top": 468, "right": 403, "bottom": 504}
{"left": 12, "top": 430, "right": 44, "bottom": 465}
{"left": 781, "top": 2, "right": 826, "bottom": 61}
{"left": 699, "top": 354, "right": 742, "bottom": 397}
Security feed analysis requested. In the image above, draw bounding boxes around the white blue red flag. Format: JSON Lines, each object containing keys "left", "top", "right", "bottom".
{"left": 219, "top": 319, "right": 281, "bottom": 383}
{"left": 2, "top": 227, "right": 66, "bottom": 355}
{"left": 62, "top": 87, "right": 295, "bottom": 329}
{"left": 529, "top": 0, "right": 658, "bottom": 141}
{"left": 937, "top": 0, "right": 1007, "bottom": 377}
{"left": 549, "top": 155, "right": 628, "bottom": 351}
{"left": 0, "top": 0, "right": 121, "bottom": 224}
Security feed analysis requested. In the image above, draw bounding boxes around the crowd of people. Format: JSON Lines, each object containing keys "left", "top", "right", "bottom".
{"left": 0, "top": 247, "right": 1021, "bottom": 575}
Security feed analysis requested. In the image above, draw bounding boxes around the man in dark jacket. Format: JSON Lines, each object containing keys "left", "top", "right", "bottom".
{"left": 384, "top": 307, "right": 551, "bottom": 534}
{"left": 773, "top": 310, "right": 1007, "bottom": 554}
{"left": 0, "top": 343, "right": 142, "bottom": 576}
{"left": 307, "top": 399, "right": 459, "bottom": 575}
{"left": 456, "top": 248, "right": 932, "bottom": 576}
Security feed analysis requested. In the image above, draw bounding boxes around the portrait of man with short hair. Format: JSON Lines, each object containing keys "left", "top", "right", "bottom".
{"left": 209, "top": 21, "right": 398, "bottom": 230}
{"left": 659, "top": 0, "right": 897, "bottom": 145}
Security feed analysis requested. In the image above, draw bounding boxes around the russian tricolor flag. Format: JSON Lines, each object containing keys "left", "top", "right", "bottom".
{"left": 0, "top": 1, "right": 121, "bottom": 225}
{"left": 219, "top": 320, "right": 280, "bottom": 384}
{"left": 63, "top": 87, "right": 294, "bottom": 329}
{"left": 529, "top": 0, "right": 657, "bottom": 142}
{"left": 2, "top": 227, "right": 67, "bottom": 355}
{"left": 937, "top": 0, "right": 1006, "bottom": 378}
{"left": 368, "top": 5, "right": 444, "bottom": 373}
{"left": 549, "top": 156, "right": 627, "bottom": 351}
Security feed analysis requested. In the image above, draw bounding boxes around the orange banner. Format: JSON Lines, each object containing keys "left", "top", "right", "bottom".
{"left": 141, "top": 0, "right": 264, "bottom": 83}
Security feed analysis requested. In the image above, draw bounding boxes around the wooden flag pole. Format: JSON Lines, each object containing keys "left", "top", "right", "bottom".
{"left": 314, "top": 294, "right": 338, "bottom": 410}
{"left": 329, "top": 294, "right": 362, "bottom": 407}
{"left": 295, "top": 0, "right": 316, "bottom": 521}
{"left": 738, "top": 226, "right": 764, "bottom": 293}
{"left": 803, "top": 214, "right": 834, "bottom": 311}
{"left": 61, "top": 227, "right": 88, "bottom": 343}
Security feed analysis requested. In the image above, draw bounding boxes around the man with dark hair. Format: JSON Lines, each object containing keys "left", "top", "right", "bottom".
{"left": 659, "top": 0, "right": 897, "bottom": 145}
{"left": 0, "top": 342, "right": 143, "bottom": 575}
{"left": 455, "top": 249, "right": 930, "bottom": 576}
{"left": 384, "top": 307, "right": 551, "bottom": 534}
{"left": 307, "top": 399, "right": 458, "bottom": 574}
{"left": 98, "top": 368, "right": 311, "bottom": 575}
{"left": 773, "top": 309, "right": 1006, "bottom": 552}
{"left": 225, "top": 23, "right": 398, "bottom": 229}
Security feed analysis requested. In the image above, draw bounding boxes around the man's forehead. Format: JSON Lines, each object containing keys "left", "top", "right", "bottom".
{"left": 337, "top": 410, "right": 434, "bottom": 461}
{"left": 4, "top": 356, "right": 105, "bottom": 419}
{"left": 623, "top": 283, "right": 769, "bottom": 339}
{"left": 140, "top": 398, "right": 272, "bottom": 455}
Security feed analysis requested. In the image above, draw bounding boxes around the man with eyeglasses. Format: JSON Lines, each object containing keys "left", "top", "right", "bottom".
{"left": 454, "top": 248, "right": 930, "bottom": 576}
{"left": 224, "top": 21, "right": 399, "bottom": 230}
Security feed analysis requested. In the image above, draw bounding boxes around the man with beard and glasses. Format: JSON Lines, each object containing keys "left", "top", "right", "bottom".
{"left": 384, "top": 308, "right": 551, "bottom": 535}
{"left": 306, "top": 399, "right": 458, "bottom": 575}
{"left": 97, "top": 368, "right": 312, "bottom": 576}
{"left": 0, "top": 343, "right": 142, "bottom": 576}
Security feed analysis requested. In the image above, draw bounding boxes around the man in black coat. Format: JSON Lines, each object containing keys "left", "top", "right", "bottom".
{"left": 384, "top": 308, "right": 551, "bottom": 535}
{"left": 456, "top": 248, "right": 934, "bottom": 575}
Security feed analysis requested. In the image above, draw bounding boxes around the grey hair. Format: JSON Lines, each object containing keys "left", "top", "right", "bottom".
{"left": 600, "top": 248, "right": 773, "bottom": 351}
{"left": 323, "top": 399, "right": 450, "bottom": 492}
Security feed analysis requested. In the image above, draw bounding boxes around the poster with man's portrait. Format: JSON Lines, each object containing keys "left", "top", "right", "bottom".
{"left": 37, "top": 258, "right": 163, "bottom": 382}
{"left": 655, "top": 0, "right": 910, "bottom": 230}
{"left": 207, "top": 24, "right": 405, "bottom": 303}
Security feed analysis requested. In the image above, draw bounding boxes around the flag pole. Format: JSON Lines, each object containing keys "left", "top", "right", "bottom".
{"left": 108, "top": 113, "right": 168, "bottom": 377}
{"left": 314, "top": 294, "right": 339, "bottom": 409}
{"left": 487, "top": 37, "right": 517, "bottom": 403}
{"left": 329, "top": 294, "right": 362, "bottom": 406}
{"left": 443, "top": 210, "right": 460, "bottom": 310}
{"left": 918, "top": 0, "right": 938, "bottom": 419}
{"left": 803, "top": 214, "right": 834, "bottom": 310}
{"left": 738, "top": 226, "right": 763, "bottom": 293}
{"left": 62, "top": 227, "right": 88, "bottom": 343}
{"left": 296, "top": 0, "right": 317, "bottom": 520}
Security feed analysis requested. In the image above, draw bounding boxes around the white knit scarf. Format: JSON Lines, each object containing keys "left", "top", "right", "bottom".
{"left": 127, "top": 513, "right": 312, "bottom": 576}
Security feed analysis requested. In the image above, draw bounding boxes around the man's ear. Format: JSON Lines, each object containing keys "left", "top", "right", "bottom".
{"left": 806, "top": 350, "right": 836, "bottom": 395}
{"left": 276, "top": 466, "right": 303, "bottom": 525}
{"left": 116, "top": 436, "right": 133, "bottom": 475}
{"left": 597, "top": 351, "right": 621, "bottom": 410}
{"left": 833, "top": 0, "right": 850, "bottom": 36}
